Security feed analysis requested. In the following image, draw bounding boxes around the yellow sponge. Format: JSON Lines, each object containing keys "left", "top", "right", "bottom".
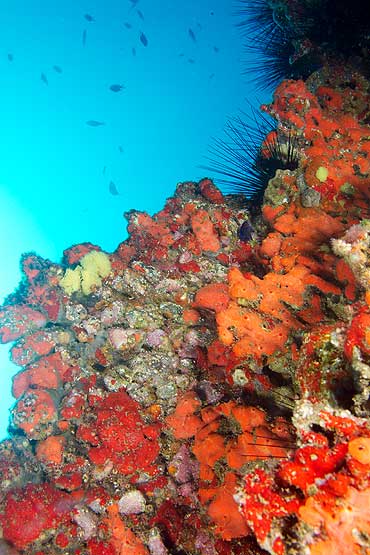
{"left": 59, "top": 250, "right": 111, "bottom": 295}
{"left": 315, "top": 166, "right": 328, "bottom": 182}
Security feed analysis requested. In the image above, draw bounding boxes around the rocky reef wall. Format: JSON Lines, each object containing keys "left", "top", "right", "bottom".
{"left": 0, "top": 2, "right": 370, "bottom": 554}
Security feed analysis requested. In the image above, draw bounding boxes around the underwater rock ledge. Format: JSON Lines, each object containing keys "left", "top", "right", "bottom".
{"left": 1, "top": 66, "right": 370, "bottom": 555}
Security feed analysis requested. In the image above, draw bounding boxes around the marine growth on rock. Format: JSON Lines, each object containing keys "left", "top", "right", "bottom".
{"left": 1, "top": 1, "right": 370, "bottom": 554}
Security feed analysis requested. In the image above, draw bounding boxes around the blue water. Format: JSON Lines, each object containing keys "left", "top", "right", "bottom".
{"left": 0, "top": 0, "right": 269, "bottom": 439}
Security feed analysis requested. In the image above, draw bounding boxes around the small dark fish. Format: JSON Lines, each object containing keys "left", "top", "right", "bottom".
{"left": 178, "top": 52, "right": 184, "bottom": 57}
{"left": 136, "top": 9, "right": 144, "bottom": 20}
{"left": 238, "top": 221, "right": 254, "bottom": 242}
{"left": 123, "top": 22, "right": 132, "bottom": 28}
{"left": 128, "top": 0, "right": 139, "bottom": 12}
{"left": 213, "top": 46, "right": 219, "bottom": 53}
{"left": 7, "top": 53, "right": 13, "bottom": 61}
{"left": 86, "top": 120, "right": 105, "bottom": 127}
{"left": 82, "top": 29, "right": 87, "bottom": 46}
{"left": 209, "top": 72, "right": 215, "bottom": 79}
{"left": 132, "top": 47, "right": 136, "bottom": 56}
{"left": 210, "top": 11, "right": 214, "bottom": 16}
{"left": 109, "top": 181, "right": 119, "bottom": 196}
{"left": 41, "top": 72, "right": 48, "bottom": 85}
{"left": 188, "top": 28, "right": 196, "bottom": 42}
{"left": 84, "top": 13, "right": 95, "bottom": 22}
{"left": 53, "top": 65, "right": 62, "bottom": 73}
{"left": 110, "top": 84, "right": 125, "bottom": 92}
{"left": 103, "top": 166, "right": 107, "bottom": 175}
{"left": 139, "top": 31, "right": 148, "bottom": 46}
{"left": 187, "top": 58, "right": 195, "bottom": 64}
{"left": 118, "top": 145, "right": 124, "bottom": 153}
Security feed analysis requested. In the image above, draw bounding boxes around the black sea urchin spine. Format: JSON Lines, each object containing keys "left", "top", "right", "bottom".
{"left": 201, "top": 108, "right": 299, "bottom": 203}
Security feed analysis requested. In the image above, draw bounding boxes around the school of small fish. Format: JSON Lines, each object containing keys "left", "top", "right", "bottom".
{"left": 5, "top": 1, "right": 219, "bottom": 198}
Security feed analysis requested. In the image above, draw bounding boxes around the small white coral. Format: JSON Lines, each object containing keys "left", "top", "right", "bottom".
{"left": 118, "top": 489, "right": 146, "bottom": 515}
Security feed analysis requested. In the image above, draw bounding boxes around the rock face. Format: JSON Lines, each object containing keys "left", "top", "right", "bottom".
{"left": 1, "top": 3, "right": 370, "bottom": 553}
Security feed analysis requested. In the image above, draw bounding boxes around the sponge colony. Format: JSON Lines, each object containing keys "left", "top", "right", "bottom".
{"left": 59, "top": 250, "right": 111, "bottom": 295}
